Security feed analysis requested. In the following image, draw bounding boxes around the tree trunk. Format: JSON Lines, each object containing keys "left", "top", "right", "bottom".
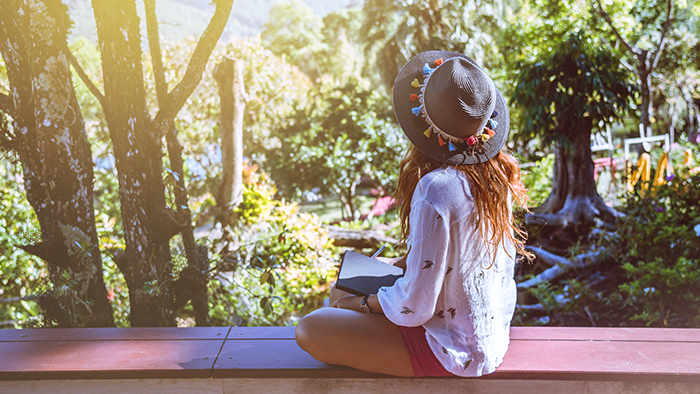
{"left": 214, "top": 57, "right": 246, "bottom": 227}
{"left": 144, "top": 0, "right": 210, "bottom": 327}
{"left": 526, "top": 122, "right": 620, "bottom": 249}
{"left": 0, "top": 0, "right": 113, "bottom": 327}
{"left": 93, "top": 0, "right": 183, "bottom": 327}
{"left": 166, "top": 127, "right": 211, "bottom": 327}
{"left": 638, "top": 51, "right": 654, "bottom": 141}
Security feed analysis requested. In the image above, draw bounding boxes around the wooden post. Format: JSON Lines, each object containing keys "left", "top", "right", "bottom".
{"left": 214, "top": 57, "right": 246, "bottom": 226}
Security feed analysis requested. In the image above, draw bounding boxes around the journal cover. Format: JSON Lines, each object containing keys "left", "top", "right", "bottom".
{"left": 336, "top": 250, "right": 404, "bottom": 296}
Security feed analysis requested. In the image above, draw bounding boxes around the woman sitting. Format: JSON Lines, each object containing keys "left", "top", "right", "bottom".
{"left": 295, "top": 51, "right": 529, "bottom": 377}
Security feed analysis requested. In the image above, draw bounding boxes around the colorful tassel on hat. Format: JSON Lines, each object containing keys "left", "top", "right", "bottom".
{"left": 467, "top": 136, "right": 476, "bottom": 146}
{"left": 481, "top": 133, "right": 490, "bottom": 142}
{"left": 448, "top": 141, "right": 457, "bottom": 151}
{"left": 438, "top": 136, "right": 446, "bottom": 146}
{"left": 411, "top": 79, "right": 420, "bottom": 88}
{"left": 412, "top": 106, "right": 422, "bottom": 116}
{"left": 485, "top": 128, "right": 495, "bottom": 137}
{"left": 423, "top": 128, "right": 432, "bottom": 138}
{"left": 434, "top": 58, "right": 443, "bottom": 66}
{"left": 423, "top": 63, "right": 434, "bottom": 75}
{"left": 488, "top": 119, "right": 498, "bottom": 129}
{"left": 410, "top": 94, "right": 419, "bottom": 102}
{"left": 491, "top": 111, "right": 498, "bottom": 118}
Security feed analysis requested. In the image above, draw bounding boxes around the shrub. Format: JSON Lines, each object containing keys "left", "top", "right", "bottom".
{"left": 524, "top": 167, "right": 700, "bottom": 327}
{"left": 208, "top": 170, "right": 335, "bottom": 326}
{"left": 0, "top": 166, "right": 46, "bottom": 328}
{"left": 520, "top": 154, "right": 553, "bottom": 207}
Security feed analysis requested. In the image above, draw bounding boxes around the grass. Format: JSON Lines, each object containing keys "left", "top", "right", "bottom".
{"left": 299, "top": 193, "right": 379, "bottom": 224}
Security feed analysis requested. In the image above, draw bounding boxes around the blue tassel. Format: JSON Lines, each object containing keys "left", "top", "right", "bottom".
{"left": 412, "top": 106, "right": 422, "bottom": 116}
{"left": 491, "top": 111, "right": 498, "bottom": 118}
{"left": 448, "top": 141, "right": 457, "bottom": 151}
{"left": 488, "top": 119, "right": 498, "bottom": 129}
{"left": 423, "top": 63, "right": 434, "bottom": 75}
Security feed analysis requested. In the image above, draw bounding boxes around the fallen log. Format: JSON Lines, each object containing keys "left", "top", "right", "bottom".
{"left": 517, "top": 246, "right": 607, "bottom": 289}
{"left": 327, "top": 226, "right": 398, "bottom": 249}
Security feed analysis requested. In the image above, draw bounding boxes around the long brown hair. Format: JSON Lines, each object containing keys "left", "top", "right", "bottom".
{"left": 394, "top": 145, "right": 531, "bottom": 266}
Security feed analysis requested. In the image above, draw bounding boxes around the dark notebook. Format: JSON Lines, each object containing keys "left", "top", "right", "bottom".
{"left": 335, "top": 250, "right": 404, "bottom": 296}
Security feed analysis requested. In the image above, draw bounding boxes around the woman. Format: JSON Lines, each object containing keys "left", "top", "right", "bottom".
{"left": 295, "top": 51, "right": 529, "bottom": 377}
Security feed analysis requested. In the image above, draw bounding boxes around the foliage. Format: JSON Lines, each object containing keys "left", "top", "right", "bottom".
{"left": 158, "top": 37, "right": 311, "bottom": 210}
{"left": 262, "top": 1, "right": 364, "bottom": 84}
{"left": 525, "top": 166, "right": 700, "bottom": 327}
{"left": 261, "top": 0, "right": 326, "bottom": 79}
{"left": 511, "top": 31, "right": 638, "bottom": 145}
{"left": 611, "top": 169, "right": 700, "bottom": 326}
{"left": 0, "top": 164, "right": 46, "bottom": 328}
{"left": 520, "top": 154, "right": 554, "bottom": 207}
{"left": 360, "top": 0, "right": 514, "bottom": 89}
{"left": 266, "top": 80, "right": 404, "bottom": 219}
{"left": 208, "top": 169, "right": 336, "bottom": 326}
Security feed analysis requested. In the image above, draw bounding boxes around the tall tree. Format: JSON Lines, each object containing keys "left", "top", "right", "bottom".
{"left": 143, "top": 0, "right": 212, "bottom": 327}
{"left": 267, "top": 82, "right": 403, "bottom": 220}
{"left": 594, "top": 0, "right": 675, "bottom": 141}
{"left": 0, "top": 0, "right": 113, "bottom": 327}
{"left": 84, "top": 0, "right": 233, "bottom": 326}
{"left": 360, "top": 0, "right": 513, "bottom": 89}
{"left": 511, "top": 32, "right": 637, "bottom": 248}
{"left": 261, "top": 0, "right": 325, "bottom": 80}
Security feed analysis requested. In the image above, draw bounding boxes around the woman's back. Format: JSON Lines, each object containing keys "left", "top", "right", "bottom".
{"left": 378, "top": 167, "right": 516, "bottom": 376}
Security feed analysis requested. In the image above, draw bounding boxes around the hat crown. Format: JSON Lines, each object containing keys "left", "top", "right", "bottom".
{"left": 424, "top": 58, "right": 496, "bottom": 139}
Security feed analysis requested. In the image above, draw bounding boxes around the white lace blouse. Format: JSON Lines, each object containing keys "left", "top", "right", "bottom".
{"left": 377, "top": 167, "right": 517, "bottom": 377}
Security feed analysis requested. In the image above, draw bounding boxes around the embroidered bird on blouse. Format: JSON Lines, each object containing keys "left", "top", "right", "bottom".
{"left": 422, "top": 260, "right": 434, "bottom": 269}
{"left": 448, "top": 308, "right": 456, "bottom": 318}
{"left": 401, "top": 307, "right": 414, "bottom": 314}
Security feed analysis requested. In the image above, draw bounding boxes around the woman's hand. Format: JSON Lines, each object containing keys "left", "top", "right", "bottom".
{"left": 375, "top": 256, "right": 407, "bottom": 270}
{"left": 332, "top": 294, "right": 362, "bottom": 312}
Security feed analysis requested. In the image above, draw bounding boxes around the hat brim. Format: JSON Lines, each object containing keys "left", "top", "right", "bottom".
{"left": 393, "top": 51, "right": 509, "bottom": 165}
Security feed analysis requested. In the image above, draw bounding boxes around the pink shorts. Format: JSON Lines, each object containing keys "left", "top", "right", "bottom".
{"left": 399, "top": 325, "right": 455, "bottom": 377}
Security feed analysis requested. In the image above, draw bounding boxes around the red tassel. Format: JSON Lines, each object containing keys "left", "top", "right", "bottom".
{"left": 435, "top": 58, "right": 443, "bottom": 66}
{"left": 438, "top": 136, "right": 446, "bottom": 146}
{"left": 410, "top": 94, "right": 419, "bottom": 102}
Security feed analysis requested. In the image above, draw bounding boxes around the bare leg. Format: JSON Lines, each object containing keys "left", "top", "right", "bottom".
{"left": 295, "top": 307, "right": 414, "bottom": 377}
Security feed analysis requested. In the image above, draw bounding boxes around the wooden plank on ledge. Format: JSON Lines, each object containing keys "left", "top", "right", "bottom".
{"left": 0, "top": 338, "right": 224, "bottom": 380}
{"left": 0, "top": 327, "right": 230, "bottom": 342}
{"left": 509, "top": 326, "right": 700, "bottom": 343}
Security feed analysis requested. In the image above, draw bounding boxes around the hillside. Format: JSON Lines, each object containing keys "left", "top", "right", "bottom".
{"left": 66, "top": 0, "right": 359, "bottom": 42}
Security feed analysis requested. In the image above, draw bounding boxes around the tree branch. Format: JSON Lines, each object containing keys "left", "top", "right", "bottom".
{"left": 651, "top": 0, "right": 674, "bottom": 70}
{"left": 65, "top": 47, "right": 106, "bottom": 107}
{"left": 0, "top": 295, "right": 39, "bottom": 305}
{"left": 594, "top": 0, "right": 637, "bottom": 56}
{"left": 144, "top": 0, "right": 168, "bottom": 105}
{"left": 153, "top": 0, "right": 234, "bottom": 131}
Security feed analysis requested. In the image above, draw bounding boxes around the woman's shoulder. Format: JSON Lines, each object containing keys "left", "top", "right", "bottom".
{"left": 415, "top": 167, "right": 473, "bottom": 210}
{"left": 418, "top": 167, "right": 471, "bottom": 195}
